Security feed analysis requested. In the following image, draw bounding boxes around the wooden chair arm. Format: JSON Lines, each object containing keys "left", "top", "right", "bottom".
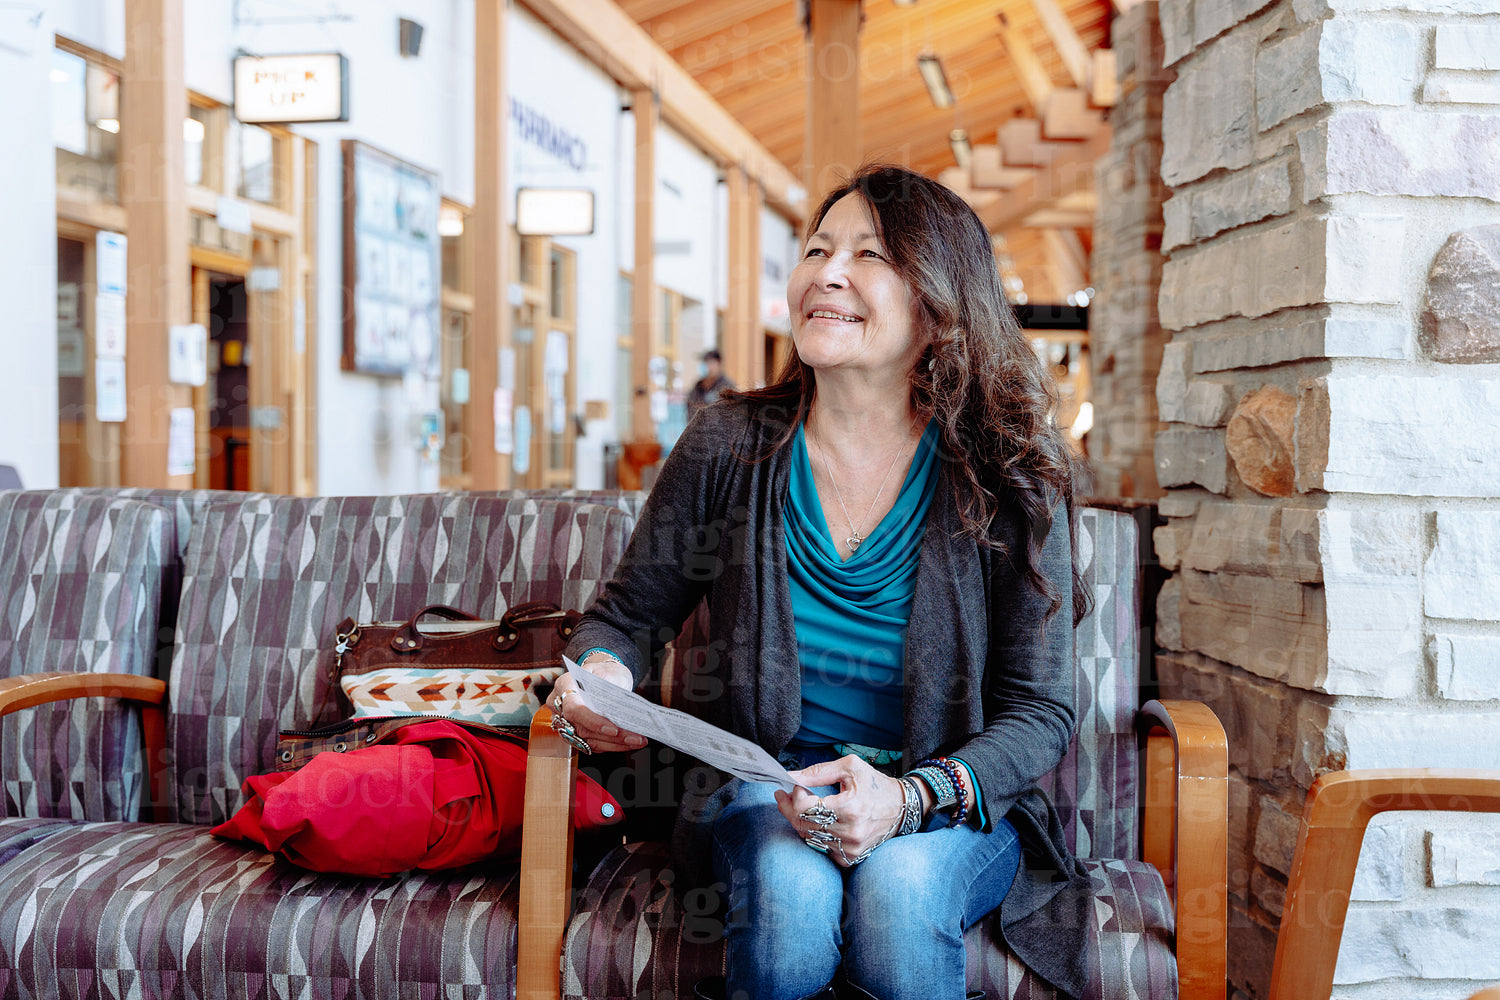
{"left": 1138, "top": 698, "right": 1228, "bottom": 1000}
{"left": 1269, "top": 769, "right": 1500, "bottom": 1000}
{"left": 0, "top": 671, "right": 169, "bottom": 822}
{"left": 516, "top": 706, "right": 579, "bottom": 1000}
{"left": 1468, "top": 988, "right": 1500, "bottom": 1000}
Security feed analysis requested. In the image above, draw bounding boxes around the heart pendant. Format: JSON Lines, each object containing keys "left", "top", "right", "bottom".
{"left": 847, "top": 536, "right": 862, "bottom": 550}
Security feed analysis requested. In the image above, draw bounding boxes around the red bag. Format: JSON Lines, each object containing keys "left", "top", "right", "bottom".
{"left": 212, "top": 719, "right": 621, "bottom": 876}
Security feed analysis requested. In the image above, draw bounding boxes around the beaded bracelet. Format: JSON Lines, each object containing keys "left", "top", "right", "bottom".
{"left": 938, "top": 757, "right": 970, "bottom": 826}
{"left": 924, "top": 757, "right": 969, "bottom": 827}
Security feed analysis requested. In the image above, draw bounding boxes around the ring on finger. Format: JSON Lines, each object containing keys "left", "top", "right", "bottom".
{"left": 551, "top": 689, "right": 575, "bottom": 715}
{"left": 806, "top": 828, "right": 836, "bottom": 845}
{"left": 803, "top": 836, "right": 832, "bottom": 854}
{"left": 800, "top": 804, "right": 838, "bottom": 827}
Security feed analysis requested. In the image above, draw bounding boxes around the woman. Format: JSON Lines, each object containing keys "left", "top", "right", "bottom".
{"left": 553, "top": 165, "right": 1091, "bottom": 1000}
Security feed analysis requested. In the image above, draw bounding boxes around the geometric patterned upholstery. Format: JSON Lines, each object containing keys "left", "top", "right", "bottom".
{"left": 559, "top": 507, "right": 1179, "bottom": 1000}
{"left": 0, "top": 491, "right": 633, "bottom": 999}
{"left": 165, "top": 493, "right": 634, "bottom": 827}
{"left": 0, "top": 491, "right": 171, "bottom": 821}
{"left": 0, "top": 819, "right": 520, "bottom": 998}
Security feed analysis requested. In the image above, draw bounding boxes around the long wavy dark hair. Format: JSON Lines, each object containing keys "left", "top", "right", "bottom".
{"left": 739, "top": 164, "right": 1088, "bottom": 625}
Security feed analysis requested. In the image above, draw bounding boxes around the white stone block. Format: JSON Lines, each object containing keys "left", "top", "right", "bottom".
{"left": 1159, "top": 0, "right": 1196, "bottom": 67}
{"left": 1157, "top": 340, "right": 1192, "bottom": 423}
{"left": 1325, "top": 215, "right": 1406, "bottom": 306}
{"left": 1426, "top": 511, "right": 1500, "bottom": 621}
{"left": 1162, "top": 32, "right": 1256, "bottom": 185}
{"left": 1184, "top": 381, "right": 1234, "bottom": 426}
{"left": 1436, "top": 25, "right": 1500, "bottom": 71}
{"left": 1155, "top": 427, "right": 1229, "bottom": 492}
{"left": 1423, "top": 69, "right": 1500, "bottom": 105}
{"left": 1163, "top": 195, "right": 1192, "bottom": 252}
{"left": 1319, "top": 508, "right": 1423, "bottom": 579}
{"left": 1351, "top": 819, "right": 1406, "bottom": 901}
{"left": 1190, "top": 158, "right": 1295, "bottom": 242}
{"left": 1432, "top": 633, "right": 1500, "bottom": 701}
{"left": 1257, "top": 27, "right": 1323, "bottom": 131}
{"left": 1334, "top": 906, "right": 1500, "bottom": 984}
{"left": 1329, "top": 706, "right": 1500, "bottom": 771}
{"left": 1322, "top": 375, "right": 1500, "bottom": 498}
{"left": 1321, "top": 313, "right": 1412, "bottom": 360}
{"left": 1190, "top": 312, "right": 1410, "bottom": 371}
{"left": 1195, "top": 0, "right": 1277, "bottom": 47}
{"left": 1309, "top": 0, "right": 1500, "bottom": 12}
{"left": 1160, "top": 218, "right": 1326, "bottom": 329}
{"left": 1310, "top": 111, "right": 1500, "bottom": 201}
{"left": 1158, "top": 490, "right": 1205, "bottom": 518}
{"left": 1428, "top": 829, "right": 1500, "bottom": 887}
{"left": 1320, "top": 21, "right": 1423, "bottom": 105}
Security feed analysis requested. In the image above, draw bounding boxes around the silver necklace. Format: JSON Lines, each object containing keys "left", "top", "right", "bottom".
{"left": 810, "top": 417, "right": 920, "bottom": 552}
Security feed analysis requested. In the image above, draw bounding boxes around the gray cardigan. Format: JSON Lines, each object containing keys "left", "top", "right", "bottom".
{"left": 567, "top": 399, "right": 1093, "bottom": 998}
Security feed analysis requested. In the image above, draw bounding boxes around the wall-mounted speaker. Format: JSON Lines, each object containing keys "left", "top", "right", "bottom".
{"left": 398, "top": 18, "right": 423, "bottom": 58}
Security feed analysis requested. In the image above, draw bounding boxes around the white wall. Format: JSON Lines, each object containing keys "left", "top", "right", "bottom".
{"left": 0, "top": 7, "right": 60, "bottom": 487}
{"left": 506, "top": 7, "right": 623, "bottom": 489}
{"left": 253, "top": 0, "right": 472, "bottom": 494}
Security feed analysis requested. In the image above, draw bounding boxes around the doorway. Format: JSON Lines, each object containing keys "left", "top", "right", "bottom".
{"left": 203, "top": 274, "right": 251, "bottom": 490}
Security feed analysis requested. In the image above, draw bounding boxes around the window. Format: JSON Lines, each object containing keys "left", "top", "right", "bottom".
{"left": 52, "top": 47, "right": 120, "bottom": 202}
{"left": 236, "top": 122, "right": 278, "bottom": 204}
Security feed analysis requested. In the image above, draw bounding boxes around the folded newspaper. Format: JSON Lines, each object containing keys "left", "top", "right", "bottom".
{"left": 563, "top": 657, "right": 804, "bottom": 793}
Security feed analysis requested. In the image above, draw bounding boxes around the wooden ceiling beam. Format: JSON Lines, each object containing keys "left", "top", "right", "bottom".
{"left": 1029, "top": 0, "right": 1094, "bottom": 91}
{"left": 995, "top": 10, "right": 1056, "bottom": 114}
{"left": 643, "top": 0, "right": 791, "bottom": 57}
{"left": 519, "top": 0, "right": 805, "bottom": 219}
{"left": 978, "top": 126, "right": 1110, "bottom": 233}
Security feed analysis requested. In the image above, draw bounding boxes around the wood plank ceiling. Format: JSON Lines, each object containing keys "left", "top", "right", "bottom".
{"left": 617, "top": 0, "right": 1116, "bottom": 305}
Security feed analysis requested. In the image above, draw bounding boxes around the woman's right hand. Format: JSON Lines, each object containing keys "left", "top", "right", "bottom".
{"left": 548, "top": 654, "right": 648, "bottom": 753}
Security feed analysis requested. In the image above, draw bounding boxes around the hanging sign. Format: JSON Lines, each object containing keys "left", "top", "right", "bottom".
{"left": 233, "top": 53, "right": 349, "bottom": 124}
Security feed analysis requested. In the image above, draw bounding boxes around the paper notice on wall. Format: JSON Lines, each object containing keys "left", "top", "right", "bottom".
{"left": 167, "top": 407, "right": 195, "bottom": 476}
{"left": 493, "top": 388, "right": 513, "bottom": 455}
{"left": 96, "top": 232, "right": 127, "bottom": 297}
{"left": 95, "top": 357, "right": 126, "bottom": 422}
{"left": 96, "top": 293, "right": 126, "bottom": 359}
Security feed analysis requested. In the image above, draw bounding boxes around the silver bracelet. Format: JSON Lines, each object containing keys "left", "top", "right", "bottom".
{"left": 896, "top": 776, "right": 924, "bottom": 837}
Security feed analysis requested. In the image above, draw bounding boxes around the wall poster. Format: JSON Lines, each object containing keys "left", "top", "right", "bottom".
{"left": 341, "top": 140, "right": 441, "bottom": 377}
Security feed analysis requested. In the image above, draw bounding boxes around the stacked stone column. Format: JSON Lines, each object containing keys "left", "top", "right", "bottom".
{"left": 1149, "top": 0, "right": 1500, "bottom": 994}
{"left": 1089, "top": 3, "right": 1175, "bottom": 500}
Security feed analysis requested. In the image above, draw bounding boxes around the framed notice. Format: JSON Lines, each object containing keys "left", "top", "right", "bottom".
{"left": 341, "top": 140, "right": 442, "bottom": 377}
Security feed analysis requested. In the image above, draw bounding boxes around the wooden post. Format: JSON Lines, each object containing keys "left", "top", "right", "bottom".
{"left": 630, "top": 88, "right": 659, "bottom": 443}
{"left": 121, "top": 0, "right": 191, "bottom": 487}
{"left": 804, "top": 0, "right": 863, "bottom": 204}
{"left": 747, "top": 178, "right": 765, "bottom": 388}
{"left": 471, "top": 0, "right": 510, "bottom": 488}
{"left": 724, "top": 166, "right": 754, "bottom": 389}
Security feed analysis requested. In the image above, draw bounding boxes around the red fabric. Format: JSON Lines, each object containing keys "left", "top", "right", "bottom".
{"left": 212, "top": 720, "right": 622, "bottom": 876}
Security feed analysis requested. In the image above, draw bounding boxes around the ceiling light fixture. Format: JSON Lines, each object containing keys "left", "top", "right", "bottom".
{"left": 949, "top": 129, "right": 972, "bottom": 169}
{"left": 917, "top": 54, "right": 954, "bottom": 109}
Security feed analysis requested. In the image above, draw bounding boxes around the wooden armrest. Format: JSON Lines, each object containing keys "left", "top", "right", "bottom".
{"left": 0, "top": 671, "right": 165, "bottom": 714}
{"left": 1468, "top": 988, "right": 1500, "bottom": 1000}
{"left": 1139, "top": 698, "right": 1228, "bottom": 1000}
{"left": 516, "top": 706, "right": 579, "bottom": 1000}
{"left": 0, "top": 671, "right": 169, "bottom": 822}
{"left": 1269, "top": 769, "right": 1500, "bottom": 1000}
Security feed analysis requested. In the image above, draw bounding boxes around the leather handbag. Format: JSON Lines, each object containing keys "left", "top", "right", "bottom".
{"left": 322, "top": 602, "right": 581, "bottom": 725}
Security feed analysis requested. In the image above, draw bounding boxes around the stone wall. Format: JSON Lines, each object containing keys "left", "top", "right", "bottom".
{"left": 1150, "top": 0, "right": 1500, "bottom": 994}
{"left": 1088, "top": 2, "right": 1174, "bottom": 500}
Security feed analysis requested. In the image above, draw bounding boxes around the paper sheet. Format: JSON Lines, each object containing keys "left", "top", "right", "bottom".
{"left": 564, "top": 657, "right": 803, "bottom": 793}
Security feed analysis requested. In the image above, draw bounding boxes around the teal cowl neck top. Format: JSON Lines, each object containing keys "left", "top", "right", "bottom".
{"left": 785, "top": 418, "right": 939, "bottom": 749}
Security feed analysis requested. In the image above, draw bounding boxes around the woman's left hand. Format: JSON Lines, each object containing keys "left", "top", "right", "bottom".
{"left": 775, "top": 755, "right": 905, "bottom": 868}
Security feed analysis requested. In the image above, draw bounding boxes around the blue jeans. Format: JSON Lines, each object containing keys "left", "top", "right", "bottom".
{"left": 711, "top": 748, "right": 1021, "bottom": 1000}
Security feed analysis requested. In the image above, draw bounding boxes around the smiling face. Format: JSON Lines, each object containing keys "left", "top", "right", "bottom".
{"left": 787, "top": 194, "right": 926, "bottom": 382}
